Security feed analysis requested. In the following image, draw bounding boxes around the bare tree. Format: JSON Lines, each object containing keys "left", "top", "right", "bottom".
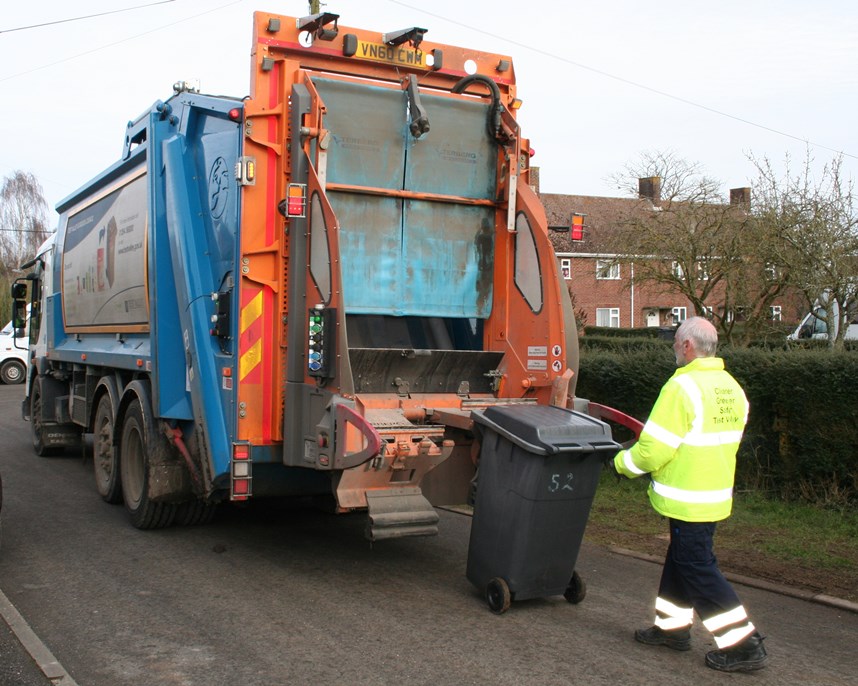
{"left": 606, "top": 151, "right": 786, "bottom": 344}
{"left": 1, "top": 171, "right": 50, "bottom": 269}
{"left": 0, "top": 171, "right": 52, "bottom": 320}
{"left": 749, "top": 151, "right": 858, "bottom": 349}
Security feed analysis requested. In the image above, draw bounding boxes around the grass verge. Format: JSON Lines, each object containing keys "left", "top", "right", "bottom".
{"left": 584, "top": 471, "right": 858, "bottom": 602}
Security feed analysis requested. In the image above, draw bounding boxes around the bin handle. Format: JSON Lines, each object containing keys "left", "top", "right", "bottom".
{"left": 472, "top": 412, "right": 622, "bottom": 456}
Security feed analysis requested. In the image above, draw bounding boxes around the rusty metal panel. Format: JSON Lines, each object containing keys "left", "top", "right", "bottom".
{"left": 404, "top": 93, "right": 496, "bottom": 200}
{"left": 314, "top": 78, "right": 406, "bottom": 188}
{"left": 330, "top": 191, "right": 403, "bottom": 313}
{"left": 402, "top": 201, "right": 494, "bottom": 317}
{"left": 314, "top": 76, "right": 495, "bottom": 319}
{"left": 334, "top": 195, "right": 494, "bottom": 317}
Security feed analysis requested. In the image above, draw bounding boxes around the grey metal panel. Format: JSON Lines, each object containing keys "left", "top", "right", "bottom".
{"left": 313, "top": 78, "right": 407, "bottom": 189}
{"left": 404, "top": 92, "right": 495, "bottom": 200}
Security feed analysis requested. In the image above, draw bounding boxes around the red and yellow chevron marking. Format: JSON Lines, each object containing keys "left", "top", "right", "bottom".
{"left": 238, "top": 282, "right": 275, "bottom": 442}
{"left": 239, "top": 288, "right": 264, "bottom": 383}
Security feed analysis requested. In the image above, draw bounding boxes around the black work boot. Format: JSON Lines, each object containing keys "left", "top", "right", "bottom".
{"left": 634, "top": 625, "right": 691, "bottom": 651}
{"left": 705, "top": 632, "right": 769, "bottom": 672}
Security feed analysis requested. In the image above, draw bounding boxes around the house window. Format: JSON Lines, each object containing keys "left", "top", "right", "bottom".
{"left": 560, "top": 258, "right": 571, "bottom": 280}
{"left": 771, "top": 305, "right": 782, "bottom": 321}
{"left": 596, "top": 307, "right": 620, "bottom": 327}
{"left": 671, "top": 306, "right": 687, "bottom": 324}
{"left": 702, "top": 306, "right": 714, "bottom": 319}
{"left": 697, "top": 261, "right": 710, "bottom": 281}
{"left": 726, "top": 307, "right": 747, "bottom": 323}
{"left": 596, "top": 260, "right": 620, "bottom": 280}
{"left": 672, "top": 261, "right": 685, "bottom": 279}
{"left": 765, "top": 263, "right": 779, "bottom": 281}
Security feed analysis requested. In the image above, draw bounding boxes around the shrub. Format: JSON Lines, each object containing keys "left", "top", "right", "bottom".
{"left": 575, "top": 345, "right": 858, "bottom": 504}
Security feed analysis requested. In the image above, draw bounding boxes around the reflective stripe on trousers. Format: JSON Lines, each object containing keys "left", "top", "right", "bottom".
{"left": 654, "top": 519, "right": 756, "bottom": 649}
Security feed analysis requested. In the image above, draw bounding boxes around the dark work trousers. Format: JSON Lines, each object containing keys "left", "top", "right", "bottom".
{"left": 658, "top": 518, "right": 742, "bottom": 623}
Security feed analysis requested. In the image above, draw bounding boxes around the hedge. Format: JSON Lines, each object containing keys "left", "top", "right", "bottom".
{"left": 575, "top": 345, "right": 858, "bottom": 504}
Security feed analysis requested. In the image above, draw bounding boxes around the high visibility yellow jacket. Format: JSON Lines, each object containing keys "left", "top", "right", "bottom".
{"left": 613, "top": 356, "right": 749, "bottom": 522}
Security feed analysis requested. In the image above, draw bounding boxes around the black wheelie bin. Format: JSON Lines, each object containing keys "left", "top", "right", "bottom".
{"left": 467, "top": 404, "right": 620, "bottom": 614}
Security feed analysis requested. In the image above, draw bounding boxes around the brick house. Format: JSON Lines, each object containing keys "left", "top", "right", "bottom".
{"left": 532, "top": 172, "right": 801, "bottom": 330}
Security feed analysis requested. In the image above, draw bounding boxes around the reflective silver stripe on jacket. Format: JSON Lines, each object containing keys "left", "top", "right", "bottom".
{"left": 651, "top": 480, "right": 733, "bottom": 504}
{"left": 621, "top": 449, "right": 647, "bottom": 476}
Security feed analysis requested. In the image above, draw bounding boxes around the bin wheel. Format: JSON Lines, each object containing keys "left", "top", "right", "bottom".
{"left": 564, "top": 570, "right": 587, "bottom": 604}
{"left": 486, "top": 577, "right": 511, "bottom": 614}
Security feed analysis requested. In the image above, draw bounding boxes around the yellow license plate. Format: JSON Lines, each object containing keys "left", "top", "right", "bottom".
{"left": 354, "top": 40, "right": 426, "bottom": 68}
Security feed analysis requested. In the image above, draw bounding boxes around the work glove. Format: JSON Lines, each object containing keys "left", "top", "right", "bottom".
{"left": 603, "top": 454, "right": 623, "bottom": 482}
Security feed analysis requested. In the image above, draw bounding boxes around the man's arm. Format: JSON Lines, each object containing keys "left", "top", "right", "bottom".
{"left": 613, "top": 379, "right": 691, "bottom": 478}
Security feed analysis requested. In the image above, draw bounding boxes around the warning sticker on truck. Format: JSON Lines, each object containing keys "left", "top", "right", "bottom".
{"left": 353, "top": 40, "right": 426, "bottom": 68}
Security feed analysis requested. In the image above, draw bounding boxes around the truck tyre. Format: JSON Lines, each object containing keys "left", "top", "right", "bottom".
{"left": 1, "top": 360, "right": 25, "bottom": 385}
{"left": 174, "top": 500, "right": 217, "bottom": 526}
{"left": 30, "top": 377, "right": 60, "bottom": 457}
{"left": 119, "top": 398, "right": 176, "bottom": 529}
{"left": 93, "top": 394, "right": 122, "bottom": 504}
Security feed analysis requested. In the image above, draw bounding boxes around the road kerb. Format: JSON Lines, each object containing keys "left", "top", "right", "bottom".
{"left": 0, "top": 586, "right": 79, "bottom": 686}
{"left": 605, "top": 545, "right": 858, "bottom": 615}
{"left": 439, "top": 506, "right": 858, "bottom": 615}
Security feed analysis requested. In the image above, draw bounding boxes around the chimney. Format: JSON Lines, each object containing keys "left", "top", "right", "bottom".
{"left": 730, "top": 187, "right": 751, "bottom": 208}
{"left": 638, "top": 176, "right": 661, "bottom": 205}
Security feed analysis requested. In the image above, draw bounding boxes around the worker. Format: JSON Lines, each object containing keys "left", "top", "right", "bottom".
{"left": 611, "top": 316, "right": 769, "bottom": 672}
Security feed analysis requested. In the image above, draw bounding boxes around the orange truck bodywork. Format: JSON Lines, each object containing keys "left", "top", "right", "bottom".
{"left": 234, "top": 12, "right": 580, "bottom": 535}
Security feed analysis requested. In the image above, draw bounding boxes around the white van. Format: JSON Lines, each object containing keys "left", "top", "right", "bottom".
{"left": 788, "top": 303, "right": 858, "bottom": 342}
{"left": 0, "top": 319, "right": 28, "bottom": 384}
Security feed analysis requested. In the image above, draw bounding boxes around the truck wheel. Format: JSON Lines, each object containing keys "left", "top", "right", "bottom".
{"left": 93, "top": 394, "right": 122, "bottom": 504}
{"left": 174, "top": 500, "right": 217, "bottom": 526}
{"left": 1, "top": 360, "right": 25, "bottom": 385}
{"left": 486, "top": 577, "right": 511, "bottom": 614}
{"left": 119, "top": 398, "right": 176, "bottom": 529}
{"left": 30, "top": 379, "right": 60, "bottom": 457}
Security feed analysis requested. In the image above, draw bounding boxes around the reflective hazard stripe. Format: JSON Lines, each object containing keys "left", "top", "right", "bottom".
{"left": 674, "top": 375, "right": 704, "bottom": 434}
{"left": 704, "top": 606, "right": 755, "bottom": 648}
{"left": 714, "top": 623, "right": 755, "bottom": 649}
{"left": 683, "top": 430, "right": 744, "bottom": 447}
{"left": 652, "top": 480, "right": 733, "bottom": 504}
{"left": 239, "top": 338, "right": 262, "bottom": 381}
{"left": 654, "top": 596, "right": 694, "bottom": 630}
{"left": 621, "top": 449, "right": 647, "bottom": 476}
{"left": 703, "top": 606, "right": 748, "bottom": 632}
{"left": 655, "top": 597, "right": 694, "bottom": 620}
{"left": 240, "top": 290, "right": 263, "bottom": 334}
{"left": 239, "top": 289, "right": 264, "bottom": 381}
{"left": 642, "top": 420, "right": 683, "bottom": 449}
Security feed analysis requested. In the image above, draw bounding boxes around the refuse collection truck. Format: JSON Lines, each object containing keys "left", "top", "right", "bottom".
{"left": 12, "top": 11, "right": 632, "bottom": 537}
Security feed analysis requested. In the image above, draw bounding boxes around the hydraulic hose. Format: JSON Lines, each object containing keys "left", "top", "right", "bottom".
{"left": 451, "top": 74, "right": 503, "bottom": 142}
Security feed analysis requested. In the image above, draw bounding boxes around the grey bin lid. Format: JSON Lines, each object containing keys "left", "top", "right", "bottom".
{"left": 471, "top": 404, "right": 621, "bottom": 455}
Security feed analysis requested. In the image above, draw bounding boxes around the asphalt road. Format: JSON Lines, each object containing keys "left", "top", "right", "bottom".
{"left": 0, "top": 383, "right": 856, "bottom": 685}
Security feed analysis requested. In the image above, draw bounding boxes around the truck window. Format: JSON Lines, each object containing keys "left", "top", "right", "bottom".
{"left": 309, "top": 193, "right": 331, "bottom": 304}
{"left": 514, "top": 212, "right": 543, "bottom": 313}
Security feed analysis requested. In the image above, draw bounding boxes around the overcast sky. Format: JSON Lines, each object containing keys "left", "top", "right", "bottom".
{"left": 1, "top": 0, "right": 856, "bottom": 216}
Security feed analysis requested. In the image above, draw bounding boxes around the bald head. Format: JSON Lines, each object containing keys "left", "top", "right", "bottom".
{"left": 674, "top": 316, "right": 718, "bottom": 365}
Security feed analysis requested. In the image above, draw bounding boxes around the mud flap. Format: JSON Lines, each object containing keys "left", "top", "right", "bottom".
{"left": 148, "top": 462, "right": 190, "bottom": 503}
{"left": 365, "top": 487, "right": 440, "bottom": 541}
